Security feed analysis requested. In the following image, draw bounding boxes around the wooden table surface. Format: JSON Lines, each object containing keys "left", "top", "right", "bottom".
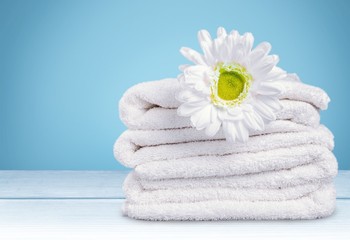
{"left": 0, "top": 170, "right": 349, "bottom": 239}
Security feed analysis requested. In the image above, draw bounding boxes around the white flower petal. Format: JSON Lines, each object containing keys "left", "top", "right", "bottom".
{"left": 227, "top": 107, "right": 243, "bottom": 118}
{"left": 242, "top": 32, "right": 254, "bottom": 57}
{"left": 217, "top": 27, "right": 227, "bottom": 38}
{"left": 176, "top": 88, "right": 203, "bottom": 103}
{"left": 177, "top": 100, "right": 208, "bottom": 116}
{"left": 180, "top": 47, "right": 206, "bottom": 65}
{"left": 226, "top": 34, "right": 235, "bottom": 62}
{"left": 198, "top": 29, "right": 212, "bottom": 47}
{"left": 217, "top": 108, "right": 241, "bottom": 121}
{"left": 251, "top": 110, "right": 265, "bottom": 130}
{"left": 247, "top": 49, "right": 265, "bottom": 67}
{"left": 217, "top": 108, "right": 244, "bottom": 121}
{"left": 255, "top": 95, "right": 282, "bottom": 111}
{"left": 233, "top": 48, "right": 243, "bottom": 62}
{"left": 217, "top": 108, "right": 228, "bottom": 120}
{"left": 191, "top": 105, "right": 212, "bottom": 130}
{"left": 178, "top": 64, "right": 190, "bottom": 71}
{"left": 213, "top": 38, "right": 225, "bottom": 62}
{"left": 221, "top": 39, "right": 231, "bottom": 62}
{"left": 253, "top": 42, "right": 271, "bottom": 55}
{"left": 205, "top": 119, "right": 221, "bottom": 137}
{"left": 184, "top": 65, "right": 210, "bottom": 78}
{"left": 285, "top": 73, "right": 301, "bottom": 82}
{"left": 236, "top": 121, "right": 249, "bottom": 142}
{"left": 243, "top": 111, "right": 263, "bottom": 130}
{"left": 230, "top": 30, "right": 240, "bottom": 36}
{"left": 177, "top": 73, "right": 186, "bottom": 88}
{"left": 261, "top": 66, "right": 287, "bottom": 81}
{"left": 210, "top": 105, "right": 218, "bottom": 122}
{"left": 222, "top": 122, "right": 230, "bottom": 140}
{"left": 253, "top": 100, "right": 276, "bottom": 121}
{"left": 228, "top": 30, "right": 242, "bottom": 61}
{"left": 182, "top": 65, "right": 214, "bottom": 94}
{"left": 207, "top": 106, "right": 223, "bottom": 136}
{"left": 198, "top": 30, "right": 216, "bottom": 65}
{"left": 223, "top": 122, "right": 237, "bottom": 142}
{"left": 254, "top": 81, "right": 283, "bottom": 96}
{"left": 201, "top": 42, "right": 216, "bottom": 65}
{"left": 251, "top": 55, "right": 279, "bottom": 77}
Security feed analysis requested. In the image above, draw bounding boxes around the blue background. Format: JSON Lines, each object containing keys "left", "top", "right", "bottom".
{"left": 0, "top": 0, "right": 349, "bottom": 170}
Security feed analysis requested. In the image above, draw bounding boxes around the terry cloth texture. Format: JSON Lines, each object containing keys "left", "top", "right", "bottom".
{"left": 114, "top": 125, "right": 333, "bottom": 168}
{"left": 122, "top": 184, "right": 336, "bottom": 221}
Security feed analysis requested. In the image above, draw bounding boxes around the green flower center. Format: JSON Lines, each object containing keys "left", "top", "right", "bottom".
{"left": 210, "top": 63, "right": 252, "bottom": 107}
{"left": 217, "top": 71, "right": 245, "bottom": 100}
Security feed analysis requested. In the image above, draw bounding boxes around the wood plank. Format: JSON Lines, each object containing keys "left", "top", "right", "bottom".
{"left": 0, "top": 199, "right": 349, "bottom": 239}
{"left": 335, "top": 170, "right": 350, "bottom": 199}
{"left": 0, "top": 171, "right": 125, "bottom": 199}
{"left": 0, "top": 170, "right": 349, "bottom": 199}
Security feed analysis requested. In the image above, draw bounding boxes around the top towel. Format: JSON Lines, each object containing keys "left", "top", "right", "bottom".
{"left": 119, "top": 78, "right": 330, "bottom": 130}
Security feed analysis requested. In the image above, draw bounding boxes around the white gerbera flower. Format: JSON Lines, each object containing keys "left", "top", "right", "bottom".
{"left": 177, "top": 27, "right": 288, "bottom": 142}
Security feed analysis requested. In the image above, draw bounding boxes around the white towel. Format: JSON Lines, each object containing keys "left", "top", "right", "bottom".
{"left": 122, "top": 183, "right": 336, "bottom": 220}
{"left": 117, "top": 120, "right": 311, "bottom": 152}
{"left": 136, "top": 157, "right": 338, "bottom": 190}
{"left": 119, "top": 78, "right": 330, "bottom": 130}
{"left": 134, "top": 144, "right": 334, "bottom": 180}
{"left": 114, "top": 124, "right": 334, "bottom": 168}
{"left": 124, "top": 172, "right": 332, "bottom": 204}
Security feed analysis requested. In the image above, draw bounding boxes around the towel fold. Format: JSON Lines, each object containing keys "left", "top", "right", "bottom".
{"left": 122, "top": 183, "right": 336, "bottom": 220}
{"left": 134, "top": 144, "right": 335, "bottom": 180}
{"left": 124, "top": 172, "right": 332, "bottom": 204}
{"left": 119, "top": 78, "right": 330, "bottom": 130}
{"left": 114, "top": 124, "right": 334, "bottom": 168}
{"left": 136, "top": 157, "right": 338, "bottom": 190}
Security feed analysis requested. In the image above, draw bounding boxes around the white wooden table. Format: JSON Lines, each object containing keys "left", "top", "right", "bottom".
{"left": 0, "top": 170, "right": 349, "bottom": 240}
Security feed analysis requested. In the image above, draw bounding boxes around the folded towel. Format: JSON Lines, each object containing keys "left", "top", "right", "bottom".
{"left": 114, "top": 124, "right": 334, "bottom": 168}
{"left": 119, "top": 78, "right": 329, "bottom": 130}
{"left": 136, "top": 157, "right": 338, "bottom": 190}
{"left": 135, "top": 144, "right": 334, "bottom": 180}
{"left": 122, "top": 183, "right": 336, "bottom": 220}
{"left": 121, "top": 100, "right": 320, "bottom": 131}
{"left": 117, "top": 120, "right": 312, "bottom": 153}
{"left": 124, "top": 172, "right": 332, "bottom": 204}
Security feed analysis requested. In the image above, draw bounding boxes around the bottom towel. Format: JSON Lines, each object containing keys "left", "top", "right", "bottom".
{"left": 124, "top": 172, "right": 332, "bottom": 204}
{"left": 122, "top": 183, "right": 336, "bottom": 221}
{"left": 137, "top": 158, "right": 338, "bottom": 190}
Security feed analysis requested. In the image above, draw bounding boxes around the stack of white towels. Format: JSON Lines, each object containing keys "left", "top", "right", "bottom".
{"left": 114, "top": 78, "right": 337, "bottom": 221}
